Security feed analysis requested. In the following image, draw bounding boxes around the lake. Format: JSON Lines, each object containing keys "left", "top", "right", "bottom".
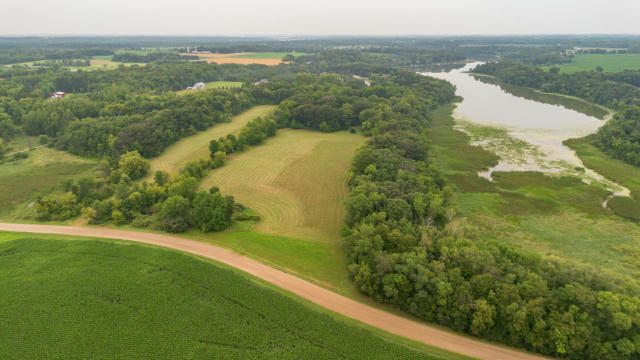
{"left": 422, "top": 62, "right": 629, "bottom": 199}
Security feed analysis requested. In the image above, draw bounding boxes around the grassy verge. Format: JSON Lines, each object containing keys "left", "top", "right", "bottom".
{"left": 0, "top": 233, "right": 453, "bottom": 359}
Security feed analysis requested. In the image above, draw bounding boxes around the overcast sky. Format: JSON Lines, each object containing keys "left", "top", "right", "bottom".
{"left": 1, "top": 0, "right": 639, "bottom": 36}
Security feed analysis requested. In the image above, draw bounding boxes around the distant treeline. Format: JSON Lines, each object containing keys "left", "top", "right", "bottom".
{"left": 0, "top": 48, "right": 113, "bottom": 65}
{"left": 473, "top": 62, "right": 640, "bottom": 166}
{"left": 112, "top": 52, "right": 199, "bottom": 63}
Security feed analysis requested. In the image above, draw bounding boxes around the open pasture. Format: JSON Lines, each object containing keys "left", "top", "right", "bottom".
{"left": 0, "top": 235, "right": 440, "bottom": 360}
{"left": 546, "top": 54, "right": 640, "bottom": 73}
{"left": 0, "top": 147, "right": 97, "bottom": 218}
{"left": 147, "top": 105, "right": 276, "bottom": 177}
{"left": 199, "top": 129, "right": 365, "bottom": 243}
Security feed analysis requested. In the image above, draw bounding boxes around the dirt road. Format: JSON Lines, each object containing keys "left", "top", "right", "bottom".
{"left": 0, "top": 223, "right": 546, "bottom": 360}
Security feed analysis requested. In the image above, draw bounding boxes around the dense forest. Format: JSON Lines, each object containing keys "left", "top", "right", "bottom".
{"left": 473, "top": 62, "right": 640, "bottom": 166}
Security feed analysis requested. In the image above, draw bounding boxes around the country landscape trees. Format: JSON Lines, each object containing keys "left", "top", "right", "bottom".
{"left": 3, "top": 35, "right": 640, "bottom": 359}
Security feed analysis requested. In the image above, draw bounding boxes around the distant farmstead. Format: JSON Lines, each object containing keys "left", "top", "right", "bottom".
{"left": 50, "top": 91, "right": 66, "bottom": 99}
{"left": 186, "top": 82, "right": 206, "bottom": 91}
{"left": 254, "top": 79, "right": 269, "bottom": 86}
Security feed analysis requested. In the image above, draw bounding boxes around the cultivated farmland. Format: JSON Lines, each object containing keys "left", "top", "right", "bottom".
{"left": 545, "top": 53, "right": 640, "bottom": 73}
{"left": 200, "top": 129, "right": 365, "bottom": 243}
{"left": 147, "top": 105, "right": 276, "bottom": 177}
{"left": 0, "top": 235, "right": 440, "bottom": 360}
{"left": 189, "top": 52, "right": 290, "bottom": 66}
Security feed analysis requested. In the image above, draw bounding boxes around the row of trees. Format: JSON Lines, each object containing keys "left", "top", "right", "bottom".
{"left": 36, "top": 150, "right": 235, "bottom": 233}
{"left": 473, "top": 62, "right": 640, "bottom": 167}
{"left": 208, "top": 116, "right": 277, "bottom": 163}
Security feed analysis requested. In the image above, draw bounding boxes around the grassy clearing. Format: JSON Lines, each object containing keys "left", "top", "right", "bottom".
{"left": 429, "top": 104, "right": 640, "bottom": 279}
{"left": 565, "top": 135, "right": 640, "bottom": 220}
{"left": 231, "top": 52, "right": 305, "bottom": 59}
{"left": 147, "top": 105, "right": 276, "bottom": 177}
{"left": 175, "top": 81, "right": 243, "bottom": 95}
{"left": 200, "top": 129, "right": 365, "bottom": 244}
{"left": 0, "top": 147, "right": 97, "bottom": 218}
{"left": 544, "top": 54, "right": 640, "bottom": 73}
{"left": 205, "top": 81, "right": 242, "bottom": 89}
{"left": 0, "top": 234, "right": 445, "bottom": 360}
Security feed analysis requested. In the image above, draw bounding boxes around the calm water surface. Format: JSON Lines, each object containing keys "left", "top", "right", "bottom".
{"left": 422, "top": 63, "right": 629, "bottom": 198}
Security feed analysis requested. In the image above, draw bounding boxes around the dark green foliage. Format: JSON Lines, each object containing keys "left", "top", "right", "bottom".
{"left": 158, "top": 195, "right": 192, "bottom": 233}
{"left": 193, "top": 190, "right": 234, "bottom": 232}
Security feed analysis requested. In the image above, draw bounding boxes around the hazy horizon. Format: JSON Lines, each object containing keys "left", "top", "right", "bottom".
{"left": 2, "top": 0, "right": 639, "bottom": 36}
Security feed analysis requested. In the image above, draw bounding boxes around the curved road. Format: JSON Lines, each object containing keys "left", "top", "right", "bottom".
{"left": 0, "top": 223, "right": 546, "bottom": 360}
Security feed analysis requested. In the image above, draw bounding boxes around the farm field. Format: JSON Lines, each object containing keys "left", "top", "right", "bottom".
{"left": 189, "top": 52, "right": 289, "bottom": 66}
{"left": 545, "top": 53, "right": 640, "bottom": 73}
{"left": 0, "top": 147, "right": 97, "bottom": 218}
{"left": 0, "top": 234, "right": 443, "bottom": 360}
{"left": 428, "top": 104, "right": 640, "bottom": 279}
{"left": 200, "top": 129, "right": 365, "bottom": 243}
{"left": 147, "top": 105, "right": 276, "bottom": 177}
{"left": 231, "top": 52, "right": 305, "bottom": 59}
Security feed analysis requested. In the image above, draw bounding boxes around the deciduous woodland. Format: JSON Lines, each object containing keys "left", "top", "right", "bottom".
{"left": 2, "top": 36, "right": 640, "bottom": 360}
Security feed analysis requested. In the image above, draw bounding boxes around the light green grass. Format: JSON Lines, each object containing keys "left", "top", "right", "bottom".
{"left": 0, "top": 234, "right": 447, "bottom": 359}
{"left": 429, "top": 104, "right": 640, "bottom": 280}
{"left": 206, "top": 81, "right": 242, "bottom": 89}
{"left": 545, "top": 54, "right": 640, "bottom": 73}
{"left": 147, "top": 105, "right": 276, "bottom": 177}
{"left": 231, "top": 52, "right": 305, "bottom": 59}
{"left": 0, "top": 147, "right": 97, "bottom": 218}
{"left": 200, "top": 129, "right": 365, "bottom": 244}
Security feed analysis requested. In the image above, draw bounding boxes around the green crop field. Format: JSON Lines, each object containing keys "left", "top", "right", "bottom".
{"left": 428, "top": 104, "right": 640, "bottom": 279}
{"left": 231, "top": 52, "right": 305, "bottom": 59}
{"left": 545, "top": 54, "right": 640, "bottom": 73}
{"left": 0, "top": 234, "right": 445, "bottom": 360}
{"left": 200, "top": 129, "right": 365, "bottom": 244}
{"left": 0, "top": 147, "right": 97, "bottom": 218}
{"left": 147, "top": 105, "right": 276, "bottom": 177}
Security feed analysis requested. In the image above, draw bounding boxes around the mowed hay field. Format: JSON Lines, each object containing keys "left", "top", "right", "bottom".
{"left": 0, "top": 147, "right": 97, "bottom": 217}
{"left": 187, "top": 52, "right": 285, "bottom": 66}
{"left": 147, "top": 105, "right": 276, "bottom": 177}
{"left": 200, "top": 129, "right": 365, "bottom": 243}
{"left": 0, "top": 234, "right": 439, "bottom": 360}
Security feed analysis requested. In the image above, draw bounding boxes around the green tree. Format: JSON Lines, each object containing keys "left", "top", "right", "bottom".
{"left": 158, "top": 195, "right": 192, "bottom": 233}
{"left": 118, "top": 150, "right": 150, "bottom": 180}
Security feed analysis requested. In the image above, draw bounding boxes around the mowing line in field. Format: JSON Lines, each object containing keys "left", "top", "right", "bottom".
{"left": 147, "top": 105, "right": 276, "bottom": 177}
